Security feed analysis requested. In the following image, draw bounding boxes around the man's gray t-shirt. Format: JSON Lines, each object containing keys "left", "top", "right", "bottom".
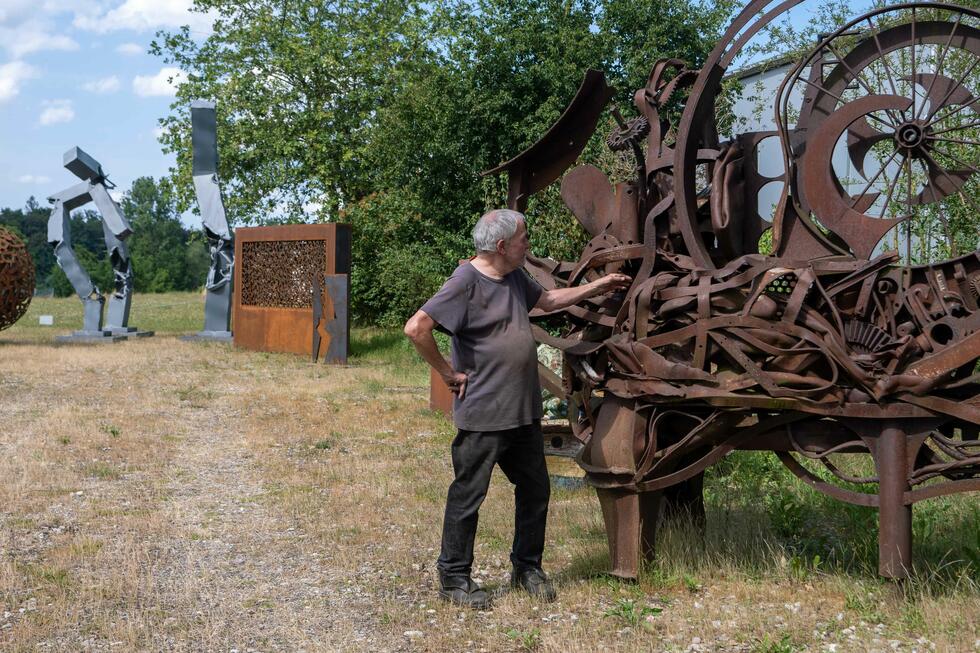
{"left": 421, "top": 262, "right": 544, "bottom": 431}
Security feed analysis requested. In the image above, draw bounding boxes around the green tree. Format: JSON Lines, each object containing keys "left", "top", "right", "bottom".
{"left": 152, "top": 0, "right": 437, "bottom": 223}
{"left": 122, "top": 177, "right": 193, "bottom": 293}
{"left": 360, "top": 0, "right": 735, "bottom": 318}
{"left": 0, "top": 198, "right": 58, "bottom": 287}
{"left": 153, "top": 0, "right": 735, "bottom": 323}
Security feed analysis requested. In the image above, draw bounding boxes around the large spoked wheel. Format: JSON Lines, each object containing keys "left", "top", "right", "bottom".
{"left": 783, "top": 3, "right": 980, "bottom": 263}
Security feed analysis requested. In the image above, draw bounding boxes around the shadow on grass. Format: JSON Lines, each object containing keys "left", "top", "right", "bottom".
{"left": 350, "top": 328, "right": 405, "bottom": 359}
{"left": 349, "top": 327, "right": 432, "bottom": 387}
{"left": 558, "top": 492, "right": 979, "bottom": 595}
{"left": 557, "top": 551, "right": 614, "bottom": 585}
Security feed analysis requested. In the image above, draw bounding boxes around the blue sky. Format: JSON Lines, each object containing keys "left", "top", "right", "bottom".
{"left": 0, "top": 0, "right": 213, "bottom": 225}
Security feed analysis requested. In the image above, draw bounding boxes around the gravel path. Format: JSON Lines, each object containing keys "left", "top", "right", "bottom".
{"left": 153, "top": 404, "right": 395, "bottom": 652}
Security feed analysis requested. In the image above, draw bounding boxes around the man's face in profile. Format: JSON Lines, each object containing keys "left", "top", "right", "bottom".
{"left": 499, "top": 219, "right": 530, "bottom": 270}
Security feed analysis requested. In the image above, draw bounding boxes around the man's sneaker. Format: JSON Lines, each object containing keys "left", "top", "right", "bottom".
{"left": 438, "top": 575, "right": 492, "bottom": 610}
{"left": 511, "top": 567, "right": 557, "bottom": 602}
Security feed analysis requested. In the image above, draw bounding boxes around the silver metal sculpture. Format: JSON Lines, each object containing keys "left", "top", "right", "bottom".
{"left": 187, "top": 100, "right": 234, "bottom": 341}
{"left": 47, "top": 147, "right": 152, "bottom": 342}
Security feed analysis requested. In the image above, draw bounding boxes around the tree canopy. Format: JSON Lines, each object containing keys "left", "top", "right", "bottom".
{"left": 153, "top": 0, "right": 735, "bottom": 325}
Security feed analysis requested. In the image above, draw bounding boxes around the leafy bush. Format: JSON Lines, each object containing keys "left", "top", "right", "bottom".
{"left": 344, "top": 191, "right": 469, "bottom": 327}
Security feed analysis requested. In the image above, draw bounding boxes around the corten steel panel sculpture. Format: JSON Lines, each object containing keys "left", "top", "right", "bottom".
{"left": 47, "top": 147, "right": 152, "bottom": 342}
{"left": 232, "top": 224, "right": 351, "bottom": 356}
{"left": 187, "top": 100, "right": 234, "bottom": 342}
{"left": 0, "top": 227, "right": 35, "bottom": 331}
{"left": 487, "top": 1, "right": 980, "bottom": 580}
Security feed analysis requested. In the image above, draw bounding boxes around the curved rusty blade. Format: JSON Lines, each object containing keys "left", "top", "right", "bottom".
{"left": 482, "top": 69, "right": 615, "bottom": 212}
{"left": 903, "top": 73, "right": 977, "bottom": 114}
{"left": 847, "top": 117, "right": 892, "bottom": 177}
{"left": 851, "top": 191, "right": 880, "bottom": 214}
{"left": 914, "top": 159, "right": 972, "bottom": 206}
{"left": 561, "top": 165, "right": 616, "bottom": 237}
{"left": 801, "top": 94, "right": 910, "bottom": 260}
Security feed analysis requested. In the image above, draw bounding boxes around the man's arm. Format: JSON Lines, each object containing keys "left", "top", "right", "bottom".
{"left": 404, "top": 309, "right": 468, "bottom": 399}
{"left": 535, "top": 273, "right": 632, "bottom": 312}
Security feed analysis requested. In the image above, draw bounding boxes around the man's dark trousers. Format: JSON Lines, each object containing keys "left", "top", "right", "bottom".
{"left": 437, "top": 421, "right": 550, "bottom": 578}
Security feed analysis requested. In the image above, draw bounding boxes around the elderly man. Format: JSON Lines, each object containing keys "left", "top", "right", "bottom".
{"left": 404, "top": 209, "right": 630, "bottom": 609}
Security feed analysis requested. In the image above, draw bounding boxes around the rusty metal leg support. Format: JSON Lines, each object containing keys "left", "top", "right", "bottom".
{"left": 877, "top": 425, "right": 912, "bottom": 580}
{"left": 596, "top": 488, "right": 640, "bottom": 579}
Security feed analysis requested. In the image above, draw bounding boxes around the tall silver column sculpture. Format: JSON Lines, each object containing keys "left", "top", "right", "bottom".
{"left": 47, "top": 147, "right": 153, "bottom": 342}
{"left": 189, "top": 100, "right": 234, "bottom": 341}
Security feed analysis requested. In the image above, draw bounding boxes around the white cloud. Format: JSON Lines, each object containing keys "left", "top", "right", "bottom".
{"left": 0, "top": 5, "right": 79, "bottom": 59}
{"left": 82, "top": 75, "right": 120, "bottom": 94}
{"left": 16, "top": 174, "right": 51, "bottom": 184}
{"left": 4, "top": 29, "right": 78, "bottom": 58}
{"left": 39, "top": 99, "right": 74, "bottom": 126}
{"left": 133, "top": 66, "right": 186, "bottom": 97}
{"left": 74, "top": 0, "right": 214, "bottom": 34}
{"left": 116, "top": 42, "right": 144, "bottom": 56}
{"left": 0, "top": 60, "right": 37, "bottom": 103}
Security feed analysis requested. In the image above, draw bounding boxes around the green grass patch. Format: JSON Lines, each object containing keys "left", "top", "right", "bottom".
{"left": 704, "top": 451, "right": 980, "bottom": 584}
{"left": 83, "top": 462, "right": 120, "bottom": 480}
{"left": 750, "top": 633, "right": 799, "bottom": 653}
{"left": 21, "top": 563, "right": 72, "bottom": 589}
{"left": 5, "top": 291, "right": 204, "bottom": 341}
{"left": 603, "top": 598, "right": 662, "bottom": 627}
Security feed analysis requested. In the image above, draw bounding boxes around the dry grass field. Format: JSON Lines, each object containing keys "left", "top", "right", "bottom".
{"left": 0, "top": 293, "right": 977, "bottom": 652}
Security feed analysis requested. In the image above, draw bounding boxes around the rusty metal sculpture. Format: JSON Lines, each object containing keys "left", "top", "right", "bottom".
{"left": 487, "top": 1, "right": 980, "bottom": 580}
{"left": 0, "top": 227, "right": 35, "bottom": 331}
{"left": 233, "top": 224, "right": 351, "bottom": 356}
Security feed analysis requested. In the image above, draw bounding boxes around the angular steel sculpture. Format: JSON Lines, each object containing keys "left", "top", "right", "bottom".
{"left": 488, "top": 1, "right": 980, "bottom": 580}
{"left": 187, "top": 100, "right": 234, "bottom": 341}
{"left": 0, "top": 227, "right": 35, "bottom": 330}
{"left": 47, "top": 147, "right": 152, "bottom": 342}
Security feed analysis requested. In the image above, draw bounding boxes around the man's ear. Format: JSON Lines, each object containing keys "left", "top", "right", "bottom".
{"left": 495, "top": 239, "right": 506, "bottom": 254}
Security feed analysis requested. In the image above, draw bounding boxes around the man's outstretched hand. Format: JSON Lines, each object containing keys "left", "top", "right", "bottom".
{"left": 593, "top": 273, "right": 632, "bottom": 294}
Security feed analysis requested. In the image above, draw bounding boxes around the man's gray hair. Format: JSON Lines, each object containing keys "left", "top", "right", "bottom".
{"left": 472, "top": 209, "right": 525, "bottom": 253}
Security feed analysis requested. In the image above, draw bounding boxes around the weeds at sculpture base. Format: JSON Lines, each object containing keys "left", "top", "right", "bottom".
{"left": 0, "top": 293, "right": 976, "bottom": 651}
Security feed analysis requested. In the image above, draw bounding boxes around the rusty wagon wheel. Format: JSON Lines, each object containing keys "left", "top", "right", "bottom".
{"left": 783, "top": 3, "right": 980, "bottom": 262}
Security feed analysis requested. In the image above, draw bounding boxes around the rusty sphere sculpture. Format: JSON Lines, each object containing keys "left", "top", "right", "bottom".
{"left": 0, "top": 227, "right": 35, "bottom": 331}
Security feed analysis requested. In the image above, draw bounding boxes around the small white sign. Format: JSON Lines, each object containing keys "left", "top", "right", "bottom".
{"left": 39, "top": 315, "right": 54, "bottom": 326}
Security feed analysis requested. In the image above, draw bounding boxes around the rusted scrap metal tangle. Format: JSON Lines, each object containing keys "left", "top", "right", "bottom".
{"left": 0, "top": 227, "right": 34, "bottom": 331}
{"left": 488, "top": 0, "right": 980, "bottom": 580}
